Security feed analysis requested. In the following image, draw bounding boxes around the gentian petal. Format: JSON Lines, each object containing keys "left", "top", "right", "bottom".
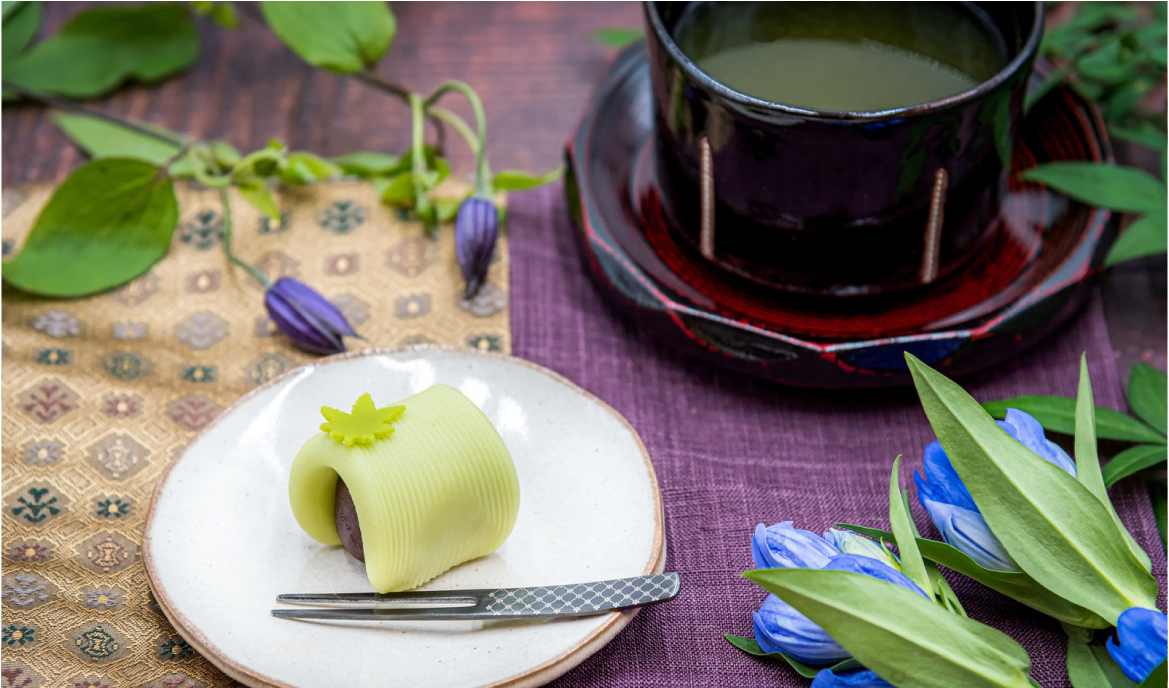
{"left": 265, "top": 288, "right": 344, "bottom": 355}
{"left": 812, "top": 669, "right": 895, "bottom": 687}
{"left": 754, "top": 594, "right": 850, "bottom": 665}
{"left": 1003, "top": 409, "right": 1077, "bottom": 476}
{"left": 754, "top": 521, "right": 839, "bottom": 570}
{"left": 270, "top": 277, "right": 357, "bottom": 337}
{"left": 1107, "top": 607, "right": 1169, "bottom": 682}
{"left": 917, "top": 441, "right": 978, "bottom": 511}
{"left": 919, "top": 498, "right": 1020, "bottom": 572}
{"left": 822, "top": 554, "right": 930, "bottom": 599}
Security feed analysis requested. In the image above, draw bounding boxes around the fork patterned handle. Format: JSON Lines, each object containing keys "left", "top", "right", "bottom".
{"left": 483, "top": 573, "right": 680, "bottom": 616}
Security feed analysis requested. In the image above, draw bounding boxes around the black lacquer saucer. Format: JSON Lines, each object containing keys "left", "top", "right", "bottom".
{"left": 564, "top": 45, "right": 1117, "bottom": 389}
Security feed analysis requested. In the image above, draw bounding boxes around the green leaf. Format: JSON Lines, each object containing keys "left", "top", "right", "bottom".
{"left": 722, "top": 634, "right": 861, "bottom": 678}
{"left": 745, "top": 568, "right": 1035, "bottom": 688}
{"left": 3, "top": 4, "right": 198, "bottom": 99}
{"left": 839, "top": 524, "right": 1110, "bottom": 629}
{"left": 491, "top": 167, "right": 564, "bottom": 192}
{"left": 1066, "top": 629, "right": 1138, "bottom": 687}
{"left": 926, "top": 565, "right": 967, "bottom": 617}
{"left": 51, "top": 112, "right": 184, "bottom": 165}
{"left": 237, "top": 180, "right": 280, "bottom": 221}
{"left": 593, "top": 27, "right": 643, "bottom": 48}
{"left": 1109, "top": 126, "right": 1167, "bottom": 178}
{"left": 435, "top": 198, "right": 461, "bottom": 224}
{"left": 888, "top": 457, "right": 933, "bottom": 601}
{"left": 376, "top": 172, "right": 417, "bottom": 205}
{"left": 1140, "top": 660, "right": 1167, "bottom": 687}
{"left": 2, "top": 0, "right": 40, "bottom": 63}
{"left": 3, "top": 158, "right": 177, "bottom": 297}
{"left": 332, "top": 151, "right": 401, "bottom": 177}
{"left": 1149, "top": 479, "right": 1167, "bottom": 547}
{"left": 1105, "top": 210, "right": 1168, "bottom": 267}
{"left": 982, "top": 396, "right": 1166, "bottom": 444}
{"left": 2, "top": 2, "right": 23, "bottom": 22}
{"left": 1102, "top": 445, "right": 1168, "bottom": 487}
{"left": 1021, "top": 163, "right": 1166, "bottom": 213}
{"left": 1074, "top": 356, "right": 1152, "bottom": 572}
{"left": 260, "top": 1, "right": 395, "bottom": 73}
{"left": 191, "top": 1, "right": 239, "bottom": 29}
{"left": 907, "top": 355, "right": 1159, "bottom": 623}
{"left": 1128, "top": 364, "right": 1167, "bottom": 436}
{"left": 1, "top": 0, "right": 40, "bottom": 100}
{"left": 279, "top": 152, "right": 341, "bottom": 185}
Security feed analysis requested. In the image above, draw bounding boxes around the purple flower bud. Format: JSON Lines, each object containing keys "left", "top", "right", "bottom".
{"left": 455, "top": 197, "right": 498, "bottom": 300}
{"left": 264, "top": 277, "right": 358, "bottom": 355}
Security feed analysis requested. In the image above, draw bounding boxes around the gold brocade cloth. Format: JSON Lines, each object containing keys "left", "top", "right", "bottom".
{"left": 0, "top": 181, "right": 510, "bottom": 687}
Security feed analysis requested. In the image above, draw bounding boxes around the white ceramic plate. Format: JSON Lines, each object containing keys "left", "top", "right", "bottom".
{"left": 143, "top": 346, "right": 664, "bottom": 688}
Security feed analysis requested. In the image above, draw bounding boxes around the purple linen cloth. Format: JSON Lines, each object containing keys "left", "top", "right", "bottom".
{"left": 509, "top": 185, "right": 1166, "bottom": 688}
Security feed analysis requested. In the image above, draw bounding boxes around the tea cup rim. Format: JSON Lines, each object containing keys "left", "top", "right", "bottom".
{"left": 644, "top": 0, "right": 1045, "bottom": 121}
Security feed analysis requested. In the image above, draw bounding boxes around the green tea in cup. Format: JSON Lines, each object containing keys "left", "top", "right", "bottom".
{"left": 673, "top": 1, "right": 1008, "bottom": 112}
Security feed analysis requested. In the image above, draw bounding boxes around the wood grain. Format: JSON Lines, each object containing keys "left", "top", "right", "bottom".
{"left": 2, "top": 1, "right": 1163, "bottom": 383}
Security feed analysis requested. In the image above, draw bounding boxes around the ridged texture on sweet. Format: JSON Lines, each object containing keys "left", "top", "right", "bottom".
{"left": 288, "top": 384, "right": 520, "bottom": 592}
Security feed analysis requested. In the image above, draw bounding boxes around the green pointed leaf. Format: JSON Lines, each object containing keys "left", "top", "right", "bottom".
{"left": 745, "top": 568, "right": 1034, "bottom": 688}
{"left": 982, "top": 396, "right": 1166, "bottom": 444}
{"left": 492, "top": 167, "right": 564, "bottom": 192}
{"left": 332, "top": 151, "right": 401, "bottom": 177}
{"left": 1106, "top": 211, "right": 1168, "bottom": 267}
{"left": 888, "top": 457, "right": 933, "bottom": 600}
{"left": 1128, "top": 364, "right": 1167, "bottom": 436}
{"left": 2, "top": 2, "right": 24, "bottom": 22}
{"left": 1075, "top": 356, "right": 1152, "bottom": 572}
{"left": 907, "top": 355, "right": 1159, "bottom": 623}
{"left": 261, "top": 1, "right": 395, "bottom": 73}
{"left": 1109, "top": 125, "right": 1167, "bottom": 178}
{"left": 1103, "top": 445, "right": 1168, "bottom": 487}
{"left": 839, "top": 524, "right": 1109, "bottom": 629}
{"left": 280, "top": 152, "right": 341, "bottom": 185}
{"left": 2, "top": 1, "right": 40, "bottom": 64}
{"left": 3, "top": 4, "right": 198, "bottom": 99}
{"left": 1066, "top": 630, "right": 1138, "bottom": 687}
{"left": 3, "top": 159, "right": 177, "bottom": 296}
{"left": 926, "top": 565, "right": 967, "bottom": 617}
{"left": 51, "top": 112, "right": 185, "bottom": 166}
{"left": 1140, "top": 660, "right": 1167, "bottom": 687}
{"left": 723, "top": 634, "right": 861, "bottom": 678}
{"left": 192, "top": 1, "right": 239, "bottom": 29}
{"left": 1021, "top": 163, "right": 1166, "bottom": 213}
{"left": 593, "top": 27, "right": 643, "bottom": 48}
{"left": 2, "top": 0, "right": 40, "bottom": 99}
{"left": 237, "top": 180, "right": 280, "bottom": 221}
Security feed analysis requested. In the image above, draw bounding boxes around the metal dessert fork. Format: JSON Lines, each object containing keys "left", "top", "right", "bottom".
{"left": 273, "top": 572, "right": 680, "bottom": 621}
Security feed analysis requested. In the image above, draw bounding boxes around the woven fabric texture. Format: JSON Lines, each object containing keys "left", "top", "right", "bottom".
{"left": 508, "top": 184, "right": 1167, "bottom": 688}
{"left": 0, "top": 180, "right": 509, "bottom": 688}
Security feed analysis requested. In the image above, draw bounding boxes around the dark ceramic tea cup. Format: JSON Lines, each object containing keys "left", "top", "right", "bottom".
{"left": 644, "top": 1, "right": 1044, "bottom": 296}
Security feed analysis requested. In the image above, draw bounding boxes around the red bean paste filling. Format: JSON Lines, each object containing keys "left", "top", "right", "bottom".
{"left": 334, "top": 478, "right": 365, "bottom": 562}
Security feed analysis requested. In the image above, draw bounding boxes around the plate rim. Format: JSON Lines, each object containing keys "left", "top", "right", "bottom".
{"left": 142, "top": 344, "right": 667, "bottom": 688}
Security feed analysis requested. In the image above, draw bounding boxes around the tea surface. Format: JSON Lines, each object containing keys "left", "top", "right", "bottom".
{"left": 674, "top": 2, "right": 1007, "bottom": 112}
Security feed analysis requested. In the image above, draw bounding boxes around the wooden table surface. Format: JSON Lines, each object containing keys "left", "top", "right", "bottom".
{"left": 3, "top": 1, "right": 1165, "bottom": 382}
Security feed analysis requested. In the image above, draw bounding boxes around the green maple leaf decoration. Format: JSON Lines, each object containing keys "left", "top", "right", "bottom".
{"left": 319, "top": 393, "right": 405, "bottom": 446}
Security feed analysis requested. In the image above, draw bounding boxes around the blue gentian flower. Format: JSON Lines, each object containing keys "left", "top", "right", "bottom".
{"left": 265, "top": 277, "right": 359, "bottom": 355}
{"left": 455, "top": 197, "right": 499, "bottom": 299}
{"left": 822, "top": 554, "right": 930, "bottom": 600}
{"left": 914, "top": 408, "right": 1075, "bottom": 571}
{"left": 1106, "top": 607, "right": 1168, "bottom": 682}
{"left": 754, "top": 593, "right": 850, "bottom": 665}
{"left": 752, "top": 522, "right": 839, "bottom": 570}
{"left": 812, "top": 669, "right": 895, "bottom": 687}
